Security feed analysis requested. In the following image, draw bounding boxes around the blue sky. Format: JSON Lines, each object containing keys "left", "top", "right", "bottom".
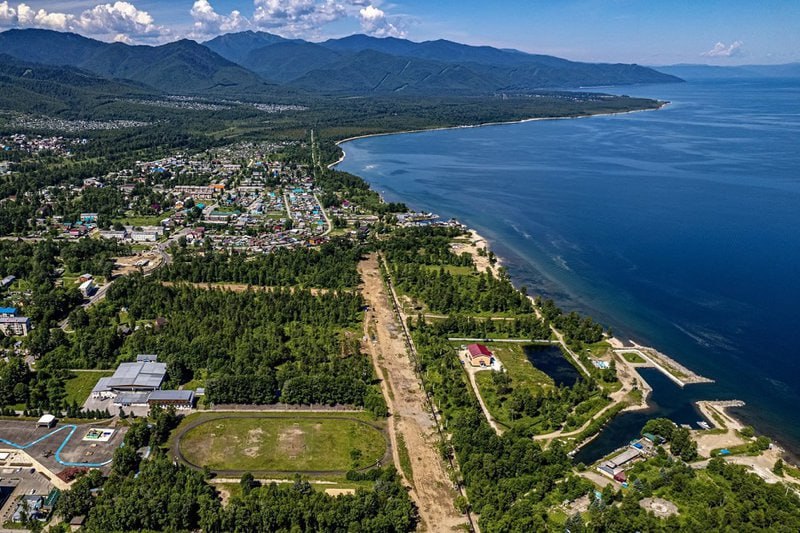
{"left": 0, "top": 0, "right": 797, "bottom": 65}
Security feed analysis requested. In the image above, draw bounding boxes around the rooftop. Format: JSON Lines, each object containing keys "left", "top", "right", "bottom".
{"left": 467, "top": 343, "right": 493, "bottom": 358}
{"left": 148, "top": 390, "right": 194, "bottom": 402}
{"left": 92, "top": 361, "right": 167, "bottom": 392}
{"left": 0, "top": 316, "right": 29, "bottom": 323}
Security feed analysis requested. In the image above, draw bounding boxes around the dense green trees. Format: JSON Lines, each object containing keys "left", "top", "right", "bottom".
{"left": 159, "top": 238, "right": 362, "bottom": 289}
{"left": 537, "top": 297, "right": 605, "bottom": 345}
{"left": 212, "top": 470, "right": 417, "bottom": 532}
{"left": 382, "top": 226, "right": 472, "bottom": 266}
{"left": 591, "top": 456, "right": 800, "bottom": 531}
{"left": 417, "top": 312, "right": 551, "bottom": 340}
{"left": 394, "top": 264, "right": 532, "bottom": 314}
{"left": 641, "top": 418, "right": 698, "bottom": 461}
{"left": 42, "top": 275, "right": 382, "bottom": 410}
{"left": 86, "top": 454, "right": 220, "bottom": 532}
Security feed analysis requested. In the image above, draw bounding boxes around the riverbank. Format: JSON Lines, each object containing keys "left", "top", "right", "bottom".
{"left": 327, "top": 102, "right": 669, "bottom": 170}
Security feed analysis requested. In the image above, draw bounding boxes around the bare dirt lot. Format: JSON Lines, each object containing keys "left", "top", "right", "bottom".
{"left": 113, "top": 252, "right": 162, "bottom": 276}
{"left": 359, "top": 254, "right": 467, "bottom": 531}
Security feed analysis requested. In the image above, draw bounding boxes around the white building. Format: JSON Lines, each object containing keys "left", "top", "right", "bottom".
{"left": 0, "top": 316, "right": 31, "bottom": 336}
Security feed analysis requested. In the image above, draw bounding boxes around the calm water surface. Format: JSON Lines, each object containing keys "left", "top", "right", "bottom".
{"left": 524, "top": 345, "right": 580, "bottom": 387}
{"left": 337, "top": 78, "right": 800, "bottom": 460}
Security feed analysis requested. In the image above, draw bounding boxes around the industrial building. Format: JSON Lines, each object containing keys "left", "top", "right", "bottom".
{"left": 91, "top": 360, "right": 167, "bottom": 399}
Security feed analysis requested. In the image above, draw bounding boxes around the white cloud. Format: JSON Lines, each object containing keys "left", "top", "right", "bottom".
{"left": 190, "top": 0, "right": 248, "bottom": 38}
{"left": 0, "top": 1, "right": 168, "bottom": 42}
{"left": 702, "top": 41, "right": 743, "bottom": 58}
{"left": 253, "top": 0, "right": 346, "bottom": 36}
{"left": 0, "top": 0, "right": 409, "bottom": 42}
{"left": 358, "top": 4, "right": 404, "bottom": 38}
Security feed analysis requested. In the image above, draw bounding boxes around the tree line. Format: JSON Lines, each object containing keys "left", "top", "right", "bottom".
{"left": 159, "top": 238, "right": 363, "bottom": 289}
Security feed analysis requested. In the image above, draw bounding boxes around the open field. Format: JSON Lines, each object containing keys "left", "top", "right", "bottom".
{"left": 65, "top": 371, "right": 113, "bottom": 405}
{"left": 621, "top": 351, "right": 646, "bottom": 364}
{"left": 173, "top": 412, "right": 388, "bottom": 475}
{"left": 479, "top": 342, "right": 555, "bottom": 392}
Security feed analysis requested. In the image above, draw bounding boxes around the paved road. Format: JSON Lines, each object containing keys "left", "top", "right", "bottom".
{"left": 313, "top": 193, "right": 333, "bottom": 236}
{"left": 57, "top": 226, "right": 191, "bottom": 332}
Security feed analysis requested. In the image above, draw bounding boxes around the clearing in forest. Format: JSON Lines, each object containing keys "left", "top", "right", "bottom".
{"left": 175, "top": 412, "right": 387, "bottom": 474}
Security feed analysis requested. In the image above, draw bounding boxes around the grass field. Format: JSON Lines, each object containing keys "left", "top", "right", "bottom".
{"left": 471, "top": 343, "right": 556, "bottom": 429}
{"left": 177, "top": 413, "right": 387, "bottom": 473}
{"left": 485, "top": 343, "right": 555, "bottom": 392}
{"left": 65, "top": 371, "right": 113, "bottom": 405}
{"left": 621, "top": 351, "right": 646, "bottom": 364}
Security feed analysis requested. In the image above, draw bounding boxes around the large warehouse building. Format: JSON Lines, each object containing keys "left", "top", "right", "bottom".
{"left": 91, "top": 360, "right": 167, "bottom": 399}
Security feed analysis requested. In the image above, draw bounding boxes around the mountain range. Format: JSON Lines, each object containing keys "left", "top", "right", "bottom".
{"left": 655, "top": 63, "right": 800, "bottom": 80}
{"left": 204, "top": 31, "right": 682, "bottom": 94}
{"left": 0, "top": 53, "right": 150, "bottom": 116}
{"left": 0, "top": 28, "right": 681, "bottom": 99}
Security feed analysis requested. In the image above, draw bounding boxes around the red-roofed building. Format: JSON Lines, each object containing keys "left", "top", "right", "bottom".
{"left": 467, "top": 343, "right": 494, "bottom": 367}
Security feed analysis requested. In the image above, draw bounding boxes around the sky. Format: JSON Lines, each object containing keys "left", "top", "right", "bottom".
{"left": 0, "top": 0, "right": 797, "bottom": 65}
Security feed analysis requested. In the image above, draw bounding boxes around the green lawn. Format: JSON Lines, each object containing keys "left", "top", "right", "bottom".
{"left": 65, "top": 371, "right": 113, "bottom": 405}
{"left": 474, "top": 371, "right": 513, "bottom": 427}
{"left": 485, "top": 343, "right": 555, "bottom": 392}
{"left": 621, "top": 351, "right": 646, "bottom": 364}
{"left": 422, "top": 264, "right": 476, "bottom": 276}
{"left": 177, "top": 413, "right": 387, "bottom": 473}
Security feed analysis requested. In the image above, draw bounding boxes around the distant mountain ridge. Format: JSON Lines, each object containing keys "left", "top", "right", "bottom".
{"left": 206, "top": 31, "right": 683, "bottom": 94}
{"left": 0, "top": 29, "right": 275, "bottom": 96}
{"left": 0, "top": 28, "right": 681, "bottom": 98}
{"left": 656, "top": 63, "right": 800, "bottom": 80}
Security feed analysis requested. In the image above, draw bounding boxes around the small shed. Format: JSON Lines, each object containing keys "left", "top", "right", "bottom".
{"left": 37, "top": 414, "right": 56, "bottom": 428}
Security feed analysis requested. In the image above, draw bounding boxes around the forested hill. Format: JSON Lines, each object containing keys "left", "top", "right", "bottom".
{"left": 0, "top": 28, "right": 680, "bottom": 99}
{"left": 0, "top": 29, "right": 283, "bottom": 98}
{"left": 205, "top": 30, "right": 683, "bottom": 95}
{"left": 0, "top": 54, "right": 152, "bottom": 116}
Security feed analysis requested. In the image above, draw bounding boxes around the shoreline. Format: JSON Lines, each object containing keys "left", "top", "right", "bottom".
{"left": 328, "top": 102, "right": 669, "bottom": 170}
{"left": 330, "top": 101, "right": 800, "bottom": 474}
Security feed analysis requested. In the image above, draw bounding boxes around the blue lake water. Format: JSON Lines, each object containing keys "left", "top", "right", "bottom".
{"left": 337, "top": 78, "right": 800, "bottom": 461}
{"left": 524, "top": 345, "right": 580, "bottom": 387}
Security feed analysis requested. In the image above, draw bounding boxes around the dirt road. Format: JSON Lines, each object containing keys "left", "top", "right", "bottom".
{"left": 359, "top": 254, "right": 468, "bottom": 531}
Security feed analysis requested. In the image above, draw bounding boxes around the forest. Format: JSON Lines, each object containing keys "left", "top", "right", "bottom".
{"left": 36, "top": 275, "right": 385, "bottom": 413}
{"left": 159, "top": 238, "right": 363, "bottom": 289}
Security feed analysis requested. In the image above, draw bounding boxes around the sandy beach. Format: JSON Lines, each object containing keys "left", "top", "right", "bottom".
{"left": 450, "top": 228, "right": 504, "bottom": 278}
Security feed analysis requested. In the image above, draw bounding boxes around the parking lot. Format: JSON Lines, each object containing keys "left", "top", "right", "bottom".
{"left": 0, "top": 465, "right": 54, "bottom": 531}
{"left": 0, "top": 419, "right": 126, "bottom": 476}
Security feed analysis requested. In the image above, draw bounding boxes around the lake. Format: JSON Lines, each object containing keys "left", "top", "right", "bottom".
{"left": 337, "top": 78, "right": 800, "bottom": 460}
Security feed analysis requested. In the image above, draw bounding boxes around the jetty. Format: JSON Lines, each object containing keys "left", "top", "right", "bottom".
{"left": 611, "top": 340, "right": 713, "bottom": 387}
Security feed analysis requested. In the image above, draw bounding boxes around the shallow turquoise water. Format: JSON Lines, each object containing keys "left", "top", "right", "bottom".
{"left": 337, "top": 78, "right": 800, "bottom": 459}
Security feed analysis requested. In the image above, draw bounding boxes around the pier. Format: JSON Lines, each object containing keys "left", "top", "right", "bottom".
{"left": 613, "top": 341, "right": 713, "bottom": 387}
